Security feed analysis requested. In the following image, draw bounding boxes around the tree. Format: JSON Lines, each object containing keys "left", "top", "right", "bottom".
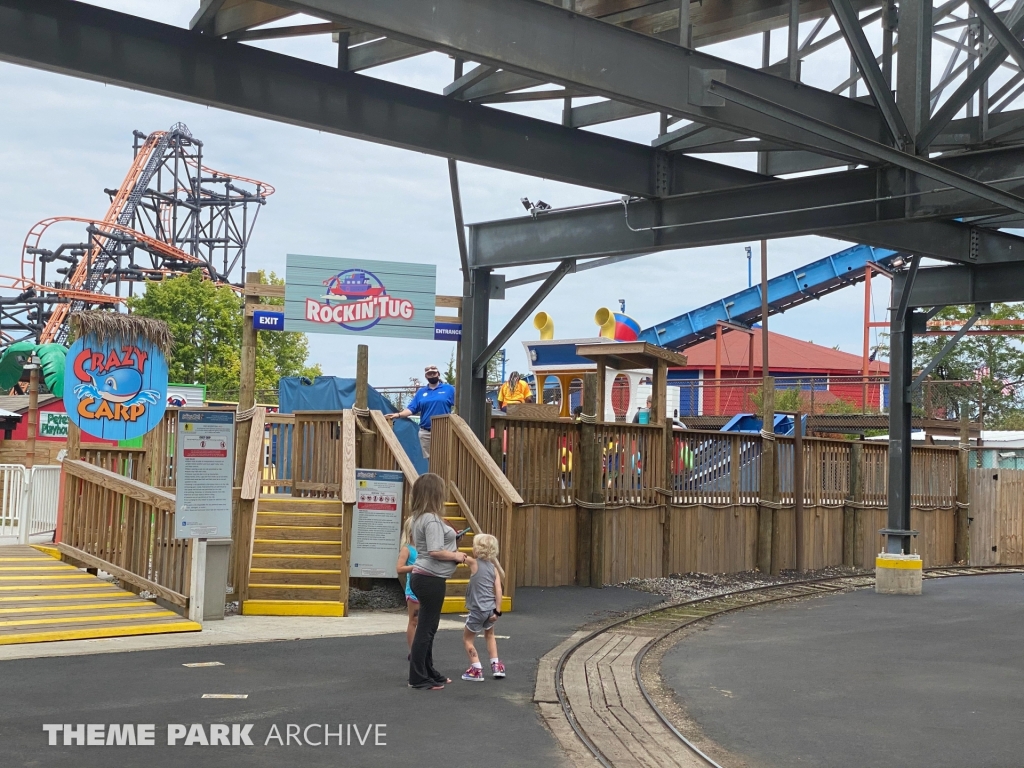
{"left": 127, "top": 269, "right": 321, "bottom": 402}
{"left": 909, "top": 303, "right": 1024, "bottom": 426}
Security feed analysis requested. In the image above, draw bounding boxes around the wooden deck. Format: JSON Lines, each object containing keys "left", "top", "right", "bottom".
{"left": 0, "top": 545, "right": 200, "bottom": 645}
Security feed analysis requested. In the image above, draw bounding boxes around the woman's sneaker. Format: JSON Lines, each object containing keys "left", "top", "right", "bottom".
{"left": 462, "top": 666, "right": 484, "bottom": 682}
{"left": 491, "top": 661, "right": 506, "bottom": 679}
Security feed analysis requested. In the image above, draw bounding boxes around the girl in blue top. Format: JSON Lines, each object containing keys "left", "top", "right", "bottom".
{"left": 396, "top": 516, "right": 419, "bottom": 656}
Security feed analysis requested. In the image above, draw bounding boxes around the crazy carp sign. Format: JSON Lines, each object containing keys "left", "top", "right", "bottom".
{"left": 284, "top": 254, "right": 436, "bottom": 340}
{"left": 63, "top": 334, "right": 168, "bottom": 441}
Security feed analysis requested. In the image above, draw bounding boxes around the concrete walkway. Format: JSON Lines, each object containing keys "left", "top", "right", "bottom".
{"left": 1, "top": 585, "right": 662, "bottom": 768}
{"left": 662, "top": 574, "right": 1024, "bottom": 768}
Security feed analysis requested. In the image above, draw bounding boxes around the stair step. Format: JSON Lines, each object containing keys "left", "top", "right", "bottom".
{"left": 254, "top": 525, "right": 342, "bottom": 541}
{"left": 444, "top": 517, "right": 468, "bottom": 527}
{"left": 258, "top": 498, "right": 345, "bottom": 514}
{"left": 255, "top": 511, "right": 343, "bottom": 527}
{"left": 247, "top": 584, "right": 342, "bottom": 601}
{"left": 441, "top": 595, "right": 513, "bottom": 614}
{"left": 252, "top": 540, "right": 342, "bottom": 556}
{"left": 446, "top": 579, "right": 468, "bottom": 597}
{"left": 251, "top": 554, "right": 343, "bottom": 570}
{"left": 242, "top": 599, "right": 344, "bottom": 617}
{"left": 249, "top": 569, "right": 341, "bottom": 586}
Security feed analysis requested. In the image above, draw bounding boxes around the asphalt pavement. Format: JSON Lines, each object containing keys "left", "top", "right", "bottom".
{"left": 662, "top": 574, "right": 1024, "bottom": 768}
{"left": 0, "top": 585, "right": 663, "bottom": 768}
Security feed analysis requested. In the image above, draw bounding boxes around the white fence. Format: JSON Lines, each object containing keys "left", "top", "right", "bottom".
{"left": 0, "top": 464, "right": 62, "bottom": 544}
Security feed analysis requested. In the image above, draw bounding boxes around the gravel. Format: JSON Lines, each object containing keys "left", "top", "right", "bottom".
{"left": 347, "top": 580, "right": 407, "bottom": 610}
{"left": 616, "top": 565, "right": 867, "bottom": 603}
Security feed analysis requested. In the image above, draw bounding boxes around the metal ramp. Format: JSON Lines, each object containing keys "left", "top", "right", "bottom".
{"left": 0, "top": 545, "right": 200, "bottom": 645}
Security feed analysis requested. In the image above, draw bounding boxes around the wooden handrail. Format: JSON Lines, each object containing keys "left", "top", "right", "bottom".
{"left": 240, "top": 407, "right": 267, "bottom": 501}
{"left": 342, "top": 409, "right": 357, "bottom": 505}
{"left": 449, "top": 414, "right": 523, "bottom": 506}
{"left": 64, "top": 459, "right": 175, "bottom": 510}
{"left": 370, "top": 410, "right": 419, "bottom": 484}
{"left": 450, "top": 482, "right": 484, "bottom": 535}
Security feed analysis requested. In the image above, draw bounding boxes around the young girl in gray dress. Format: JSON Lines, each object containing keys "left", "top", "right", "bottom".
{"left": 460, "top": 534, "right": 506, "bottom": 681}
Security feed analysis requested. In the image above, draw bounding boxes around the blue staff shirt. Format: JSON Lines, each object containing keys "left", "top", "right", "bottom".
{"left": 407, "top": 382, "right": 455, "bottom": 431}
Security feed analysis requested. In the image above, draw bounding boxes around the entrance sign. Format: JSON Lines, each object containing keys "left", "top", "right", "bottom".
{"left": 175, "top": 410, "right": 235, "bottom": 539}
{"left": 350, "top": 469, "right": 404, "bottom": 578}
{"left": 434, "top": 322, "right": 462, "bottom": 341}
{"left": 284, "top": 254, "right": 436, "bottom": 340}
{"left": 64, "top": 334, "right": 168, "bottom": 441}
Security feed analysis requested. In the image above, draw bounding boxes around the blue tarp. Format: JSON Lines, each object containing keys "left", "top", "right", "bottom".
{"left": 278, "top": 376, "right": 428, "bottom": 474}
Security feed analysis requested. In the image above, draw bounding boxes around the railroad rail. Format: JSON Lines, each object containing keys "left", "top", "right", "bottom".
{"left": 547, "top": 565, "right": 1024, "bottom": 768}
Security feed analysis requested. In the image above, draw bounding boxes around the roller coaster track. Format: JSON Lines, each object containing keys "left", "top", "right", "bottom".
{"left": 0, "top": 123, "right": 271, "bottom": 345}
{"left": 547, "top": 565, "right": 1024, "bottom": 768}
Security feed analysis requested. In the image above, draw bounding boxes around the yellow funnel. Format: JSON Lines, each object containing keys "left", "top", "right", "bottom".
{"left": 534, "top": 311, "right": 554, "bottom": 340}
{"left": 595, "top": 307, "right": 616, "bottom": 340}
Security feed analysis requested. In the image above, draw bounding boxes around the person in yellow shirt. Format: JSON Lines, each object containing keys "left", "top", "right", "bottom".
{"left": 497, "top": 371, "right": 534, "bottom": 411}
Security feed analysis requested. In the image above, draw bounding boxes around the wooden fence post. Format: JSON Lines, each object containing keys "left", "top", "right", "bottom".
{"left": 662, "top": 417, "right": 675, "bottom": 577}
{"left": 955, "top": 410, "right": 970, "bottom": 563}
{"left": 794, "top": 413, "right": 805, "bottom": 572}
{"left": 355, "top": 344, "right": 375, "bottom": 470}
{"left": 576, "top": 373, "right": 598, "bottom": 587}
{"left": 844, "top": 441, "right": 863, "bottom": 567}
{"left": 340, "top": 410, "right": 356, "bottom": 616}
{"left": 757, "top": 379, "right": 775, "bottom": 574}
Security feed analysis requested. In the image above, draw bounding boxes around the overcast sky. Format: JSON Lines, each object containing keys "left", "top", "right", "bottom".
{"left": 0, "top": 1, "right": 990, "bottom": 386}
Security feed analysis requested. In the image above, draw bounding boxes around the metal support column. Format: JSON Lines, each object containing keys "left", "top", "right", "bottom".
{"left": 885, "top": 292, "right": 916, "bottom": 555}
{"left": 897, "top": 0, "right": 932, "bottom": 142}
{"left": 459, "top": 266, "right": 491, "bottom": 440}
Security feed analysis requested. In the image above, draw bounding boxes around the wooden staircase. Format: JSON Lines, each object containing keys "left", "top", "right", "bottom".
{"left": 442, "top": 501, "right": 513, "bottom": 614}
{"left": 242, "top": 497, "right": 347, "bottom": 617}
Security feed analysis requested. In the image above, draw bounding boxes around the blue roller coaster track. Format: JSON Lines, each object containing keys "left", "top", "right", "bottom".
{"left": 638, "top": 244, "right": 900, "bottom": 351}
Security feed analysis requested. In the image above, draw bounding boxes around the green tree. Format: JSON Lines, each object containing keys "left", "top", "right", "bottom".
{"left": 127, "top": 269, "right": 321, "bottom": 402}
{"left": 908, "top": 303, "right": 1024, "bottom": 426}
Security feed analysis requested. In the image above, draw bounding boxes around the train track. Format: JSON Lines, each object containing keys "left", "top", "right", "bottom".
{"left": 547, "top": 565, "right": 1024, "bottom": 768}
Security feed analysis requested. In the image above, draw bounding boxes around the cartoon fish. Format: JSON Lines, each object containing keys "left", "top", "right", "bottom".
{"left": 74, "top": 365, "right": 161, "bottom": 407}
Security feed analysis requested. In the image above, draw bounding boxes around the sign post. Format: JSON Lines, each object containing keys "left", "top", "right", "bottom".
{"left": 350, "top": 469, "right": 404, "bottom": 578}
{"left": 175, "top": 410, "right": 235, "bottom": 539}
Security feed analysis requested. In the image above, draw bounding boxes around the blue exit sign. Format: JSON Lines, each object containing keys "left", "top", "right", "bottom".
{"left": 253, "top": 310, "right": 285, "bottom": 331}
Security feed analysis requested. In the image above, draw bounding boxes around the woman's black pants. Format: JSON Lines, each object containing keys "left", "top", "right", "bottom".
{"left": 408, "top": 573, "right": 447, "bottom": 688}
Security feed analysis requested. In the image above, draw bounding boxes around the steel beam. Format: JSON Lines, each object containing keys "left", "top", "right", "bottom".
{"left": 708, "top": 79, "right": 1024, "bottom": 217}
{"left": 467, "top": 148, "right": 1024, "bottom": 268}
{"left": 287, "top": 0, "right": 891, "bottom": 153}
{"left": 895, "top": 261, "right": 1024, "bottom": 306}
{"left": 0, "top": 0, "right": 760, "bottom": 198}
{"left": 828, "top": 0, "right": 910, "bottom": 147}
{"left": 459, "top": 267, "right": 491, "bottom": 440}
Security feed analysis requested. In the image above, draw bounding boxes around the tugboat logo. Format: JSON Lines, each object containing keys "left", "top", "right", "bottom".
{"left": 305, "top": 268, "right": 414, "bottom": 332}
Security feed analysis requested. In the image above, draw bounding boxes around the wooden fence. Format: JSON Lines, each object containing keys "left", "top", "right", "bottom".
{"left": 431, "top": 414, "right": 524, "bottom": 599}
{"left": 970, "top": 467, "right": 1024, "bottom": 566}
{"left": 59, "top": 459, "right": 194, "bottom": 610}
{"left": 487, "top": 414, "right": 962, "bottom": 587}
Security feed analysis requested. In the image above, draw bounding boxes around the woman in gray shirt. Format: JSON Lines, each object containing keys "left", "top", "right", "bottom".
{"left": 408, "top": 473, "right": 467, "bottom": 690}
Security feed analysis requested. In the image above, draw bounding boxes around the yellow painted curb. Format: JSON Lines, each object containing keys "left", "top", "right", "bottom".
{"left": 30, "top": 545, "right": 61, "bottom": 559}
{"left": 242, "top": 600, "right": 345, "bottom": 617}
{"left": 0, "top": 621, "right": 201, "bottom": 645}
{"left": 875, "top": 557, "right": 923, "bottom": 570}
{"left": 441, "top": 596, "right": 513, "bottom": 614}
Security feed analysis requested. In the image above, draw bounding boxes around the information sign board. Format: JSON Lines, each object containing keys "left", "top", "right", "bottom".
{"left": 350, "top": 469, "right": 404, "bottom": 578}
{"left": 174, "top": 410, "right": 235, "bottom": 539}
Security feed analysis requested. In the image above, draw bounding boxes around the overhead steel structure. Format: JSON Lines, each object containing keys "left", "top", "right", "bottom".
{"left": 2, "top": 0, "right": 1024, "bottom": 554}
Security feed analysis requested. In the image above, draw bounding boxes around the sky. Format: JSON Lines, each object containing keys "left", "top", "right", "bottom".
{"left": 0, "top": 1, "right": 993, "bottom": 387}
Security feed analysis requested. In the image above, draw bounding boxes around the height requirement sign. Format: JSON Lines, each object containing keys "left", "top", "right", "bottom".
{"left": 284, "top": 255, "right": 436, "bottom": 340}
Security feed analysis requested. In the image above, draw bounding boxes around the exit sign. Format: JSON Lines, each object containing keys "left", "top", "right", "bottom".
{"left": 253, "top": 310, "right": 285, "bottom": 331}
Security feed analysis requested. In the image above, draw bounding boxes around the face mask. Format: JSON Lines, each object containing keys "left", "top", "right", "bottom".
{"left": 426, "top": 375, "right": 440, "bottom": 385}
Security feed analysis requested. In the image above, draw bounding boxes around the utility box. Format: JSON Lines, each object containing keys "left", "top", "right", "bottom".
{"left": 203, "top": 538, "right": 232, "bottom": 620}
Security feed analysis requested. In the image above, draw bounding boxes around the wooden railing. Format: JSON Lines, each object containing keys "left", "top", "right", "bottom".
{"left": 673, "top": 429, "right": 762, "bottom": 506}
{"left": 595, "top": 422, "right": 666, "bottom": 506}
{"left": 262, "top": 412, "right": 295, "bottom": 495}
{"left": 493, "top": 415, "right": 577, "bottom": 506}
{"left": 430, "top": 414, "right": 523, "bottom": 598}
{"left": 369, "top": 410, "right": 418, "bottom": 516}
{"left": 59, "top": 459, "right": 193, "bottom": 610}
{"left": 911, "top": 446, "right": 958, "bottom": 507}
{"left": 777, "top": 436, "right": 854, "bottom": 506}
{"left": 79, "top": 445, "right": 148, "bottom": 483}
{"left": 291, "top": 411, "right": 346, "bottom": 498}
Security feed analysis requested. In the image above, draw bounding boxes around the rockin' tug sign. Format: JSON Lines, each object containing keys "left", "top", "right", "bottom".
{"left": 63, "top": 333, "right": 169, "bottom": 441}
{"left": 284, "top": 254, "right": 436, "bottom": 340}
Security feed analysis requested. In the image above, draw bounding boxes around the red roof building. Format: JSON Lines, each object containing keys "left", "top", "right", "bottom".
{"left": 668, "top": 328, "right": 888, "bottom": 417}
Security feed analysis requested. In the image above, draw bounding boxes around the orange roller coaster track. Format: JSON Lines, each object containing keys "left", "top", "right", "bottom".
{"left": 0, "top": 123, "right": 271, "bottom": 345}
